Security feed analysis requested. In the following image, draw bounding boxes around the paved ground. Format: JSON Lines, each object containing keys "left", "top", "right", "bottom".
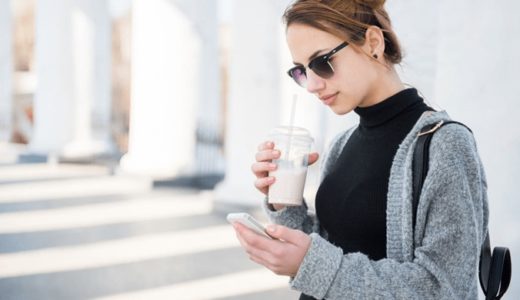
{"left": 0, "top": 163, "right": 300, "bottom": 300}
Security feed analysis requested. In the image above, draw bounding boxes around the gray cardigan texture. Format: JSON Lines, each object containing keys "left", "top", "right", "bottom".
{"left": 263, "top": 111, "right": 489, "bottom": 299}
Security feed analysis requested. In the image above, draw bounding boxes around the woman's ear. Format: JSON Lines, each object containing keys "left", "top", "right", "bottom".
{"left": 364, "top": 26, "right": 385, "bottom": 59}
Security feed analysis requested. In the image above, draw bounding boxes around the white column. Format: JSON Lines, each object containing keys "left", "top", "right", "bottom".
{"left": 434, "top": 0, "right": 520, "bottom": 255}
{"left": 0, "top": 0, "right": 12, "bottom": 144}
{"left": 31, "top": 0, "right": 75, "bottom": 154}
{"left": 195, "top": 0, "right": 219, "bottom": 131}
{"left": 32, "top": 0, "right": 113, "bottom": 158}
{"left": 178, "top": 0, "right": 223, "bottom": 176}
{"left": 214, "top": 0, "right": 284, "bottom": 208}
{"left": 119, "top": 0, "right": 200, "bottom": 177}
{"left": 62, "top": 0, "right": 114, "bottom": 159}
{"left": 194, "top": 0, "right": 224, "bottom": 176}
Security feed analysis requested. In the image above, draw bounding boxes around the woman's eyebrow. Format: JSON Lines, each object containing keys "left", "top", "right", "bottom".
{"left": 308, "top": 48, "right": 328, "bottom": 61}
{"left": 292, "top": 48, "right": 328, "bottom": 65}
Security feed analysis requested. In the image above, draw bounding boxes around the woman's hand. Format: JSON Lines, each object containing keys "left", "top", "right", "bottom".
{"left": 232, "top": 222, "right": 311, "bottom": 277}
{"left": 251, "top": 141, "right": 319, "bottom": 196}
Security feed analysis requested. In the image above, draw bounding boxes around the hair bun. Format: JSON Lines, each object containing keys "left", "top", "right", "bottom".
{"left": 354, "top": 0, "right": 385, "bottom": 9}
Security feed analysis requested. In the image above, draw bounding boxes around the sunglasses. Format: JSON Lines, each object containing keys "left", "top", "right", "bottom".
{"left": 287, "top": 42, "right": 349, "bottom": 87}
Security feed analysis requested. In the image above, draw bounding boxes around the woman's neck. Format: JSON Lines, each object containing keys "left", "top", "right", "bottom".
{"left": 358, "top": 66, "right": 405, "bottom": 108}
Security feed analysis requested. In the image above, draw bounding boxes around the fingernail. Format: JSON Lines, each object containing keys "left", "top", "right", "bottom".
{"left": 267, "top": 177, "right": 275, "bottom": 183}
{"left": 269, "top": 163, "right": 277, "bottom": 169}
{"left": 273, "top": 150, "right": 280, "bottom": 157}
{"left": 266, "top": 225, "right": 276, "bottom": 233}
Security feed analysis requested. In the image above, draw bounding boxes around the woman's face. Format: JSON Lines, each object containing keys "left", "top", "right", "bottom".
{"left": 286, "top": 23, "right": 379, "bottom": 115}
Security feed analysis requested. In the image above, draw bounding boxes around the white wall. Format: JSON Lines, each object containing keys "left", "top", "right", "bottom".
{"left": 435, "top": 3, "right": 520, "bottom": 297}
{"left": 389, "top": 1, "right": 520, "bottom": 297}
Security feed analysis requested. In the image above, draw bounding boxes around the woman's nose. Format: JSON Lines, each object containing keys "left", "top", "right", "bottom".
{"left": 305, "top": 70, "right": 325, "bottom": 93}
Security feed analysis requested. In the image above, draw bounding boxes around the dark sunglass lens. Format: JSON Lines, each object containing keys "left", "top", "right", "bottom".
{"left": 310, "top": 57, "right": 334, "bottom": 78}
{"left": 290, "top": 67, "right": 307, "bottom": 87}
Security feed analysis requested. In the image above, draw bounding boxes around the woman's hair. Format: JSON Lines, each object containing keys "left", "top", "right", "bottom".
{"left": 283, "top": 0, "right": 402, "bottom": 64}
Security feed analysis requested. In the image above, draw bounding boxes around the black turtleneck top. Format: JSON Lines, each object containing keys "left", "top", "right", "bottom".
{"left": 314, "top": 88, "right": 433, "bottom": 260}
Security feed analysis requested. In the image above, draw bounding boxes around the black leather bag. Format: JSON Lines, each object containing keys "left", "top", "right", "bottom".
{"left": 412, "top": 120, "right": 512, "bottom": 300}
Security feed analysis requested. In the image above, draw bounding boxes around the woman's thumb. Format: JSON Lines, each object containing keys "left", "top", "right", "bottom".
{"left": 266, "top": 225, "right": 299, "bottom": 243}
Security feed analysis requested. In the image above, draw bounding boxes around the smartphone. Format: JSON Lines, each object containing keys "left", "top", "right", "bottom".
{"left": 227, "top": 212, "right": 275, "bottom": 239}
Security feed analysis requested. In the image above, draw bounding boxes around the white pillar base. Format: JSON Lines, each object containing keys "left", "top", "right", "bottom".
{"left": 62, "top": 139, "right": 116, "bottom": 160}
{"left": 0, "top": 142, "right": 21, "bottom": 164}
{"left": 119, "top": 153, "right": 184, "bottom": 179}
{"left": 213, "top": 178, "right": 262, "bottom": 211}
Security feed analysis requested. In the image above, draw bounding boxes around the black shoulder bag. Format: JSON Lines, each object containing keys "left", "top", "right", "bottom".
{"left": 412, "top": 120, "right": 512, "bottom": 300}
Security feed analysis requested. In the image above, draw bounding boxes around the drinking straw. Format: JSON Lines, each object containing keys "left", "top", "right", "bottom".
{"left": 285, "top": 94, "right": 297, "bottom": 161}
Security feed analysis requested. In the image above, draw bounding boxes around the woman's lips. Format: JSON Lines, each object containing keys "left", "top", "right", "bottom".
{"left": 319, "top": 92, "right": 338, "bottom": 106}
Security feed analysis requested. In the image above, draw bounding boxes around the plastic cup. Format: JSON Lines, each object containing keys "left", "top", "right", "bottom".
{"left": 268, "top": 126, "right": 313, "bottom": 206}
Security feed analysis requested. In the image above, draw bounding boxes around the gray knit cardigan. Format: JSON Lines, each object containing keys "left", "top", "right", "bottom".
{"left": 263, "top": 111, "right": 489, "bottom": 299}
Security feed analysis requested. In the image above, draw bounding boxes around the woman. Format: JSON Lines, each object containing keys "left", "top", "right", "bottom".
{"left": 232, "top": 0, "right": 488, "bottom": 299}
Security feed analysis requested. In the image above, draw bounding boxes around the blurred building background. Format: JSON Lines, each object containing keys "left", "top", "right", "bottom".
{"left": 0, "top": 0, "right": 518, "bottom": 299}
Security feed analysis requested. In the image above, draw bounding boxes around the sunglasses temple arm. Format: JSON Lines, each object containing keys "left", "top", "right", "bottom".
{"left": 327, "top": 61, "right": 335, "bottom": 72}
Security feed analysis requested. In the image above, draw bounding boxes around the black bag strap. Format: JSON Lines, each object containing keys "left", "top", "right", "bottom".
{"left": 480, "top": 235, "right": 512, "bottom": 300}
{"left": 412, "top": 121, "right": 469, "bottom": 230}
{"left": 412, "top": 120, "right": 511, "bottom": 300}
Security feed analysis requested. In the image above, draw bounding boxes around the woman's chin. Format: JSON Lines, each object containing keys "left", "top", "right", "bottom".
{"left": 329, "top": 103, "right": 355, "bottom": 116}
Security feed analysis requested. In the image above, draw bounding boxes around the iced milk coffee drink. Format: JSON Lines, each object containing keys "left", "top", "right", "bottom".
{"left": 268, "top": 126, "right": 313, "bottom": 206}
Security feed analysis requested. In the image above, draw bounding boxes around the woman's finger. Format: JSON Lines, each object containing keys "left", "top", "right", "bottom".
{"left": 247, "top": 245, "right": 278, "bottom": 267}
{"left": 251, "top": 162, "right": 277, "bottom": 177}
{"left": 257, "top": 141, "right": 275, "bottom": 151}
{"left": 254, "top": 176, "right": 275, "bottom": 191}
{"left": 255, "top": 149, "right": 281, "bottom": 162}
{"left": 248, "top": 251, "right": 273, "bottom": 269}
{"left": 235, "top": 228, "right": 277, "bottom": 264}
{"left": 234, "top": 226, "right": 249, "bottom": 248}
{"left": 235, "top": 223, "right": 282, "bottom": 253}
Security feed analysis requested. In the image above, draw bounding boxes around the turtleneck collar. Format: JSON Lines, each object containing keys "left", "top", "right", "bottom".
{"left": 354, "top": 88, "right": 423, "bottom": 128}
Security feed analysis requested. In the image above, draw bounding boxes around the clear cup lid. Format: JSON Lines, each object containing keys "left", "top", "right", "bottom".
{"left": 269, "top": 126, "right": 314, "bottom": 144}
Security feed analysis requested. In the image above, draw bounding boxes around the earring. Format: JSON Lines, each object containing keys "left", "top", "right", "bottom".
{"left": 373, "top": 54, "right": 378, "bottom": 59}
